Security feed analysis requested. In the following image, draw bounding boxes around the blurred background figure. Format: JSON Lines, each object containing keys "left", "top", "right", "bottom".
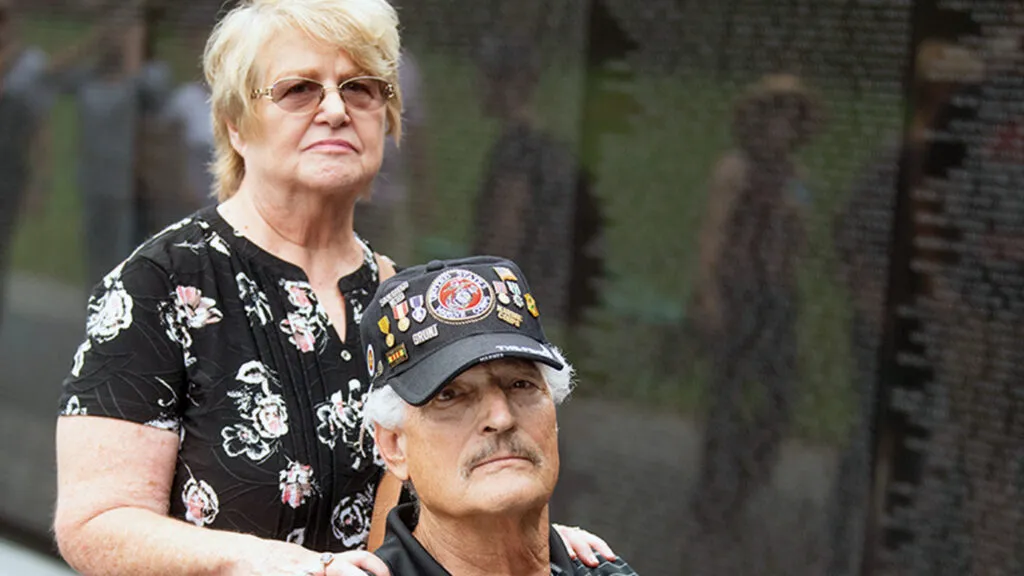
{"left": 0, "top": 0, "right": 117, "bottom": 324}
{"left": 687, "top": 73, "right": 822, "bottom": 550}
{"left": 355, "top": 49, "right": 432, "bottom": 266}
{"left": 160, "top": 63, "right": 215, "bottom": 208}
{"left": 0, "top": 0, "right": 41, "bottom": 330}
{"left": 471, "top": 34, "right": 605, "bottom": 332}
{"left": 64, "top": 1, "right": 173, "bottom": 288}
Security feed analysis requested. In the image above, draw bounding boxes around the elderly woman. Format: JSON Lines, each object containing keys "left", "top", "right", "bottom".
{"left": 53, "top": 2, "right": 611, "bottom": 575}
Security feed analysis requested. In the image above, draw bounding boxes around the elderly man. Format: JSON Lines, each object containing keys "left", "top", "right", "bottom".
{"left": 359, "top": 256, "right": 638, "bottom": 576}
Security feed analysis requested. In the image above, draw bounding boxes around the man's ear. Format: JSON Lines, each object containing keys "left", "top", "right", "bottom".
{"left": 374, "top": 426, "right": 409, "bottom": 481}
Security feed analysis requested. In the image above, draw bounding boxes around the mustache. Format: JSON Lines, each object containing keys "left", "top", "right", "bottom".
{"left": 461, "top": 433, "right": 541, "bottom": 478}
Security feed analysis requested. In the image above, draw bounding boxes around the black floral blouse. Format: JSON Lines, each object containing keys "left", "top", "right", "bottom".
{"left": 60, "top": 205, "right": 385, "bottom": 552}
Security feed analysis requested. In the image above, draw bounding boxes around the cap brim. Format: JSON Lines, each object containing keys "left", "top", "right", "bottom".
{"left": 388, "top": 332, "right": 564, "bottom": 406}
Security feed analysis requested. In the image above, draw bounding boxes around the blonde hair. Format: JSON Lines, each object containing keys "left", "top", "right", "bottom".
{"left": 202, "top": 0, "right": 403, "bottom": 201}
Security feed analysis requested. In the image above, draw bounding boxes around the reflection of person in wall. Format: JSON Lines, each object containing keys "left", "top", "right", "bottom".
{"left": 828, "top": 41, "right": 985, "bottom": 576}
{"left": 356, "top": 49, "right": 433, "bottom": 267}
{"left": 0, "top": 0, "right": 118, "bottom": 323}
{"left": 0, "top": 0, "right": 40, "bottom": 326}
{"left": 900, "top": 32, "right": 1024, "bottom": 575}
{"left": 470, "top": 37, "right": 604, "bottom": 330}
{"left": 69, "top": 2, "right": 172, "bottom": 288}
{"left": 688, "top": 73, "right": 822, "bottom": 531}
{"left": 133, "top": 2, "right": 199, "bottom": 243}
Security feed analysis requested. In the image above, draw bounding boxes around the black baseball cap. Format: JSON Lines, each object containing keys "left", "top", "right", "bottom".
{"left": 360, "top": 256, "right": 563, "bottom": 406}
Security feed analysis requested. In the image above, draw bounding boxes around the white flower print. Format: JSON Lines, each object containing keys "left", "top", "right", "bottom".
{"left": 357, "top": 236, "right": 378, "bottom": 275}
{"left": 61, "top": 395, "right": 87, "bottom": 416}
{"left": 236, "top": 273, "right": 272, "bottom": 326}
{"left": 207, "top": 231, "right": 231, "bottom": 256}
{"left": 280, "top": 312, "right": 320, "bottom": 353}
{"left": 71, "top": 339, "right": 92, "bottom": 378}
{"left": 351, "top": 295, "right": 366, "bottom": 325}
{"left": 172, "top": 241, "right": 206, "bottom": 253}
{"left": 315, "top": 380, "right": 365, "bottom": 458}
{"left": 331, "top": 483, "right": 374, "bottom": 548}
{"left": 86, "top": 280, "right": 134, "bottom": 343}
{"left": 251, "top": 393, "right": 289, "bottom": 438}
{"left": 224, "top": 360, "right": 289, "bottom": 461}
{"left": 183, "top": 477, "right": 219, "bottom": 527}
{"left": 279, "top": 461, "right": 316, "bottom": 509}
{"left": 145, "top": 418, "right": 181, "bottom": 432}
{"left": 173, "top": 286, "right": 223, "bottom": 329}
{"left": 236, "top": 360, "right": 272, "bottom": 387}
{"left": 161, "top": 303, "right": 193, "bottom": 350}
{"left": 221, "top": 423, "right": 272, "bottom": 461}
{"left": 278, "top": 279, "right": 327, "bottom": 352}
{"left": 286, "top": 528, "right": 306, "bottom": 546}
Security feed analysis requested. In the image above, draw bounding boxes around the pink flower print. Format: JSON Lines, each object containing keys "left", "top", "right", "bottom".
{"left": 331, "top": 390, "right": 346, "bottom": 419}
{"left": 182, "top": 478, "right": 219, "bottom": 527}
{"left": 279, "top": 462, "right": 315, "bottom": 509}
{"left": 252, "top": 393, "right": 289, "bottom": 438}
{"left": 280, "top": 313, "right": 318, "bottom": 353}
{"left": 283, "top": 281, "right": 315, "bottom": 311}
{"left": 174, "top": 286, "right": 223, "bottom": 329}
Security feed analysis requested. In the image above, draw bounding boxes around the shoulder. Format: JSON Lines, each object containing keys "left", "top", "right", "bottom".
{"left": 100, "top": 212, "right": 223, "bottom": 289}
{"left": 710, "top": 150, "right": 749, "bottom": 187}
{"left": 375, "top": 253, "right": 398, "bottom": 282}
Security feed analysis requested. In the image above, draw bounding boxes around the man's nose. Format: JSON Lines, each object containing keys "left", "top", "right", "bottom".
{"left": 480, "top": 387, "right": 516, "bottom": 434}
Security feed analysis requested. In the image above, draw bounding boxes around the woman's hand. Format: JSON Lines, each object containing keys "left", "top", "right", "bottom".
{"left": 553, "top": 524, "right": 617, "bottom": 568}
{"left": 229, "top": 538, "right": 390, "bottom": 576}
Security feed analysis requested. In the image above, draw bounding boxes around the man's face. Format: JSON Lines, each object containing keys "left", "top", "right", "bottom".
{"left": 382, "top": 358, "right": 560, "bottom": 517}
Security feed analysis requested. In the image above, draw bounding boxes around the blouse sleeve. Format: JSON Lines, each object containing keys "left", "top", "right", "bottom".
{"left": 59, "top": 256, "right": 187, "bottom": 432}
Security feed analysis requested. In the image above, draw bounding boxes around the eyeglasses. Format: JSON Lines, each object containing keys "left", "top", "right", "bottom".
{"left": 251, "top": 76, "right": 395, "bottom": 114}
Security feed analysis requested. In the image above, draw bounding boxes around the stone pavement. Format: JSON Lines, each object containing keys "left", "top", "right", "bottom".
{"left": 0, "top": 539, "right": 75, "bottom": 575}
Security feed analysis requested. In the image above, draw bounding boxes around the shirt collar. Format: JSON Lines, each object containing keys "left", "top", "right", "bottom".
{"left": 378, "top": 503, "right": 577, "bottom": 575}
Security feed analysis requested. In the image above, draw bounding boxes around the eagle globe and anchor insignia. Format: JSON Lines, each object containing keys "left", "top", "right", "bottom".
{"left": 426, "top": 269, "right": 495, "bottom": 324}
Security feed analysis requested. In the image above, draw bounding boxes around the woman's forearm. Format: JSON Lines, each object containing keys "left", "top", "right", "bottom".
{"left": 56, "top": 506, "right": 262, "bottom": 576}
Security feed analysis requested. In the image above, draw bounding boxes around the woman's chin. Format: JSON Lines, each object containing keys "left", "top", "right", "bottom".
{"left": 298, "top": 171, "right": 371, "bottom": 196}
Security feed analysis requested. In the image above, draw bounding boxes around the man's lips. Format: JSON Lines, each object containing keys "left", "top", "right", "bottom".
{"left": 305, "top": 138, "right": 356, "bottom": 152}
{"left": 473, "top": 455, "right": 533, "bottom": 470}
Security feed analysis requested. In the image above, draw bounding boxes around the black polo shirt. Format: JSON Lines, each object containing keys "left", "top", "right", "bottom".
{"left": 374, "top": 504, "right": 639, "bottom": 575}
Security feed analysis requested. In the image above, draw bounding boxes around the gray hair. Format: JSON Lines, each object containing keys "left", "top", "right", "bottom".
{"left": 363, "top": 351, "right": 575, "bottom": 433}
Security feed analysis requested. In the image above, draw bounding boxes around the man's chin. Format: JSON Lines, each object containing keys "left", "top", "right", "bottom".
{"left": 464, "top": 476, "right": 552, "bottom": 514}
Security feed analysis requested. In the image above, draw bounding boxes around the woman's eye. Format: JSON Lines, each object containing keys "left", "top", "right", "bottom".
{"left": 287, "top": 82, "right": 316, "bottom": 95}
{"left": 343, "top": 80, "right": 373, "bottom": 95}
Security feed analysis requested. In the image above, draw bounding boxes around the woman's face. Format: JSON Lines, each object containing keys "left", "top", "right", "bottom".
{"left": 232, "top": 29, "right": 388, "bottom": 197}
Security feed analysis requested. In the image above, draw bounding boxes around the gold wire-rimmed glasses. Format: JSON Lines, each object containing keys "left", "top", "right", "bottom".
{"left": 250, "top": 76, "right": 394, "bottom": 114}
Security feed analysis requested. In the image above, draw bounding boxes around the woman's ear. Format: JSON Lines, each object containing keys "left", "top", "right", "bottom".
{"left": 227, "top": 121, "right": 246, "bottom": 156}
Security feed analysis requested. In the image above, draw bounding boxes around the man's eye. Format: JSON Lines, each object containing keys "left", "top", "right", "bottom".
{"left": 434, "top": 388, "right": 458, "bottom": 402}
{"left": 511, "top": 380, "right": 538, "bottom": 390}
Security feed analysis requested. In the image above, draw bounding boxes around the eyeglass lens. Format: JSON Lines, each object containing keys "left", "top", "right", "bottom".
{"left": 269, "top": 78, "right": 387, "bottom": 113}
